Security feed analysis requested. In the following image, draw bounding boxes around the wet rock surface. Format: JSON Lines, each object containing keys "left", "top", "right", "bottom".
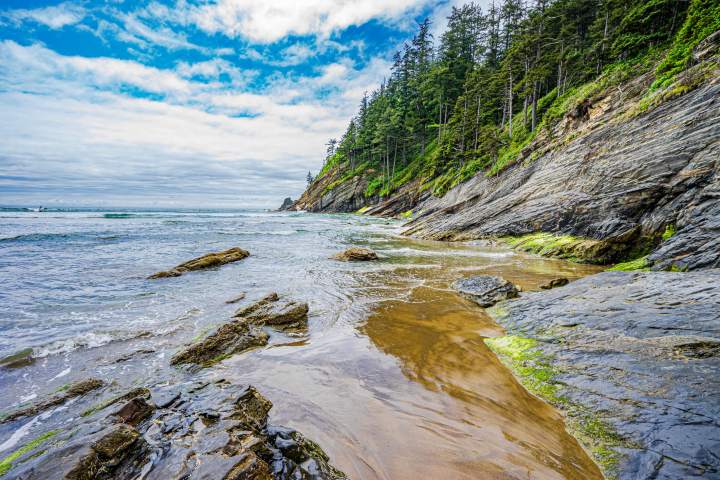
{"left": 539, "top": 277, "right": 569, "bottom": 290}
{"left": 148, "top": 247, "right": 249, "bottom": 279}
{"left": 331, "top": 247, "right": 379, "bottom": 262}
{"left": 452, "top": 275, "right": 519, "bottom": 307}
{"left": 1, "top": 378, "right": 104, "bottom": 424}
{"left": 489, "top": 270, "right": 720, "bottom": 479}
{"left": 6, "top": 379, "right": 345, "bottom": 480}
{"left": 172, "top": 293, "right": 309, "bottom": 368}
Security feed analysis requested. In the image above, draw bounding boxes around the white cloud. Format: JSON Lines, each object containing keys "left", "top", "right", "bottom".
{"left": 0, "top": 41, "right": 391, "bottom": 207}
{"left": 1, "top": 2, "right": 85, "bottom": 30}
{"left": 189, "top": 0, "right": 428, "bottom": 43}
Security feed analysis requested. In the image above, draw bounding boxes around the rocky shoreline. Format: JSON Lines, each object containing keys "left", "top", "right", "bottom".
{"left": 484, "top": 270, "right": 720, "bottom": 479}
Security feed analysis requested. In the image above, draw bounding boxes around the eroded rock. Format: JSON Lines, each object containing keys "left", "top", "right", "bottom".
{"left": 148, "top": 247, "right": 249, "bottom": 279}
{"left": 332, "top": 247, "right": 379, "bottom": 262}
{"left": 170, "top": 320, "right": 269, "bottom": 367}
{"left": 540, "top": 277, "right": 569, "bottom": 290}
{"left": 234, "top": 293, "right": 309, "bottom": 327}
{"left": 452, "top": 275, "right": 519, "bottom": 307}
{"left": 6, "top": 380, "right": 346, "bottom": 480}
{"left": 487, "top": 270, "right": 720, "bottom": 479}
{"left": 1, "top": 378, "right": 104, "bottom": 423}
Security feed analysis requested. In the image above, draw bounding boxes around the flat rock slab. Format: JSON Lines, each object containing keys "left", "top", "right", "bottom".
{"left": 489, "top": 270, "right": 720, "bottom": 480}
{"left": 332, "top": 247, "right": 378, "bottom": 261}
{"left": 452, "top": 275, "right": 519, "bottom": 307}
{"left": 7, "top": 380, "right": 346, "bottom": 480}
{"left": 234, "top": 292, "right": 309, "bottom": 327}
{"left": 148, "top": 247, "right": 249, "bottom": 279}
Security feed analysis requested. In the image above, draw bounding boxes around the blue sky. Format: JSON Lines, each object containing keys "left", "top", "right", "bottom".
{"left": 0, "top": 0, "right": 468, "bottom": 208}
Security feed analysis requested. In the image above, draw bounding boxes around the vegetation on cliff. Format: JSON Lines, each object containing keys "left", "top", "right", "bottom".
{"left": 311, "top": 0, "right": 719, "bottom": 202}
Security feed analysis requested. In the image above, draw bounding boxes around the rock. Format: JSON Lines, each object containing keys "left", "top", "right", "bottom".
{"left": 234, "top": 293, "right": 309, "bottom": 327}
{"left": 278, "top": 197, "right": 294, "bottom": 210}
{"left": 0, "top": 347, "right": 34, "bottom": 368}
{"left": 225, "top": 292, "right": 246, "bottom": 304}
{"left": 540, "top": 277, "right": 569, "bottom": 289}
{"left": 113, "top": 397, "right": 154, "bottom": 426}
{"left": 1, "top": 378, "right": 104, "bottom": 423}
{"left": 148, "top": 247, "right": 249, "bottom": 279}
{"left": 486, "top": 270, "right": 720, "bottom": 479}
{"left": 331, "top": 247, "right": 379, "bottom": 262}
{"left": 170, "top": 320, "right": 269, "bottom": 367}
{"left": 400, "top": 71, "right": 720, "bottom": 270}
{"left": 452, "top": 275, "right": 519, "bottom": 307}
{"left": 8, "top": 380, "right": 346, "bottom": 480}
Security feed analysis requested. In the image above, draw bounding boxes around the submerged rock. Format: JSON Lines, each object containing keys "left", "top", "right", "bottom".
{"left": 486, "top": 270, "right": 720, "bottom": 479}
{"left": 452, "top": 275, "right": 519, "bottom": 307}
{"left": 539, "top": 277, "right": 569, "bottom": 289}
{"left": 332, "top": 247, "right": 379, "bottom": 262}
{"left": 8, "top": 380, "right": 346, "bottom": 480}
{"left": 170, "top": 320, "right": 269, "bottom": 367}
{"left": 148, "top": 247, "right": 249, "bottom": 279}
{"left": 0, "top": 347, "right": 34, "bottom": 368}
{"left": 1, "top": 378, "right": 104, "bottom": 423}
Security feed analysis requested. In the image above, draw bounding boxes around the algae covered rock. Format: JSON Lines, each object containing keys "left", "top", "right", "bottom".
{"left": 332, "top": 247, "right": 379, "bottom": 262}
{"left": 1, "top": 378, "right": 104, "bottom": 423}
{"left": 148, "top": 247, "right": 249, "bottom": 279}
{"left": 7, "top": 380, "right": 345, "bottom": 480}
{"left": 170, "top": 320, "right": 269, "bottom": 367}
{"left": 452, "top": 275, "right": 519, "bottom": 307}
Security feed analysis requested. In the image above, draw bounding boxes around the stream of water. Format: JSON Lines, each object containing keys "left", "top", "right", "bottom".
{"left": 0, "top": 208, "right": 603, "bottom": 479}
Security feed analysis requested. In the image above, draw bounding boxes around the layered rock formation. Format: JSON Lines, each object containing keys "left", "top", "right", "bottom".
{"left": 148, "top": 247, "right": 250, "bottom": 279}
{"left": 485, "top": 270, "right": 720, "bottom": 479}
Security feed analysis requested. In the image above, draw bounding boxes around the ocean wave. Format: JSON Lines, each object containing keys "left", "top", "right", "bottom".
{"left": 0, "top": 232, "right": 76, "bottom": 243}
{"left": 33, "top": 330, "right": 151, "bottom": 358}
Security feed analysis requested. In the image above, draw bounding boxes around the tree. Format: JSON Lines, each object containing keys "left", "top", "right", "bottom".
{"left": 306, "top": 171, "right": 314, "bottom": 185}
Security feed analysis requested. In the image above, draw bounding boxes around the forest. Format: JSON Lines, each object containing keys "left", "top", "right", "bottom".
{"left": 316, "top": 0, "right": 720, "bottom": 199}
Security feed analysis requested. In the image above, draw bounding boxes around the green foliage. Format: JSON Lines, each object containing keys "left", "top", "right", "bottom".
{"left": 0, "top": 430, "right": 58, "bottom": 476}
{"left": 310, "top": 0, "right": 709, "bottom": 202}
{"left": 654, "top": 0, "right": 720, "bottom": 89}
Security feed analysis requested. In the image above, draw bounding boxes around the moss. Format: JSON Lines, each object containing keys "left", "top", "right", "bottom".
{"left": 400, "top": 210, "right": 412, "bottom": 219}
{"left": 608, "top": 256, "right": 650, "bottom": 272}
{"left": 355, "top": 206, "right": 370, "bottom": 215}
{"left": 661, "top": 224, "right": 677, "bottom": 241}
{"left": 0, "top": 430, "right": 59, "bottom": 477}
{"left": 485, "top": 334, "right": 628, "bottom": 479}
{"left": 669, "top": 263, "right": 688, "bottom": 272}
{"left": 500, "top": 232, "right": 604, "bottom": 263}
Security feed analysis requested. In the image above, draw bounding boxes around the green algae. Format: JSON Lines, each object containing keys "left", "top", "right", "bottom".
{"left": 0, "top": 430, "right": 59, "bottom": 477}
{"left": 400, "top": 210, "right": 413, "bottom": 219}
{"left": 608, "top": 256, "right": 650, "bottom": 272}
{"left": 484, "top": 333, "right": 628, "bottom": 479}
{"left": 355, "top": 206, "right": 370, "bottom": 215}
{"left": 661, "top": 224, "right": 677, "bottom": 241}
{"left": 500, "top": 232, "right": 599, "bottom": 263}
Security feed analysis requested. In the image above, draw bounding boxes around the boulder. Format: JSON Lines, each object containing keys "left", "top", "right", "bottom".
{"left": 452, "top": 275, "right": 519, "bottom": 307}
{"left": 148, "top": 247, "right": 249, "bottom": 279}
{"left": 234, "top": 293, "right": 309, "bottom": 327}
{"left": 540, "top": 277, "right": 569, "bottom": 290}
{"left": 332, "top": 247, "right": 379, "bottom": 262}
{"left": 170, "top": 320, "right": 269, "bottom": 367}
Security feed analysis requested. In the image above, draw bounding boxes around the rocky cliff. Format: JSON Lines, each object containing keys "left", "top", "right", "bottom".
{"left": 294, "top": 32, "right": 720, "bottom": 271}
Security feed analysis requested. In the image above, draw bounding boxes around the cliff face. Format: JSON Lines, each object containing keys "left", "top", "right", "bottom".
{"left": 295, "top": 34, "right": 720, "bottom": 270}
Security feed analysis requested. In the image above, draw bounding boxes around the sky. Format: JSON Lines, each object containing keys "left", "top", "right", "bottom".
{"left": 0, "top": 0, "right": 471, "bottom": 209}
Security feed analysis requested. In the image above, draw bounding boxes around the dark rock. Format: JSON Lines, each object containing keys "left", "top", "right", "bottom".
{"left": 170, "top": 320, "right": 269, "bottom": 367}
{"left": 0, "top": 347, "right": 34, "bottom": 368}
{"left": 293, "top": 165, "right": 370, "bottom": 213}
{"left": 234, "top": 293, "right": 309, "bottom": 327}
{"left": 10, "top": 380, "right": 345, "bottom": 480}
{"left": 113, "top": 397, "right": 154, "bottom": 425}
{"left": 540, "top": 277, "right": 569, "bottom": 289}
{"left": 278, "top": 197, "right": 294, "bottom": 210}
{"left": 1, "top": 378, "right": 104, "bottom": 423}
{"left": 452, "top": 275, "right": 519, "bottom": 307}
{"left": 225, "top": 292, "right": 247, "bottom": 304}
{"left": 487, "top": 270, "right": 720, "bottom": 479}
{"left": 148, "top": 247, "right": 249, "bottom": 279}
{"left": 331, "top": 247, "right": 379, "bottom": 262}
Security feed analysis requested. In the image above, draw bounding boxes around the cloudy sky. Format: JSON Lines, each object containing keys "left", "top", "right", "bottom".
{"left": 0, "top": 0, "right": 467, "bottom": 209}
